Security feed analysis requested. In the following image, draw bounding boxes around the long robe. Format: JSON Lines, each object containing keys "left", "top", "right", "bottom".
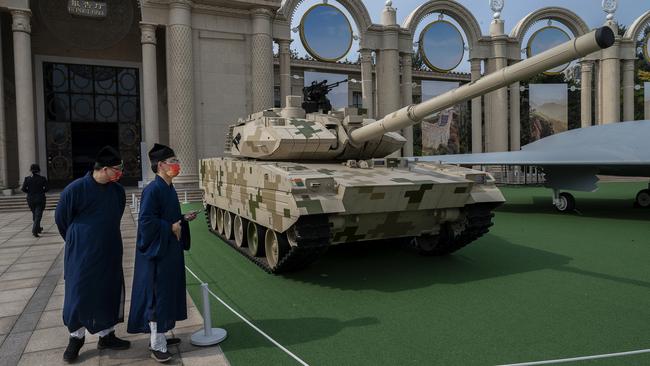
{"left": 55, "top": 172, "right": 126, "bottom": 333}
{"left": 127, "top": 175, "right": 190, "bottom": 334}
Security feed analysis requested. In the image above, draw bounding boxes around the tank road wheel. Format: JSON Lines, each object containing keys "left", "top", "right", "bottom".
{"left": 246, "top": 222, "right": 265, "bottom": 257}
{"left": 265, "top": 229, "right": 291, "bottom": 269}
{"left": 411, "top": 235, "right": 441, "bottom": 256}
{"left": 209, "top": 206, "right": 218, "bottom": 232}
{"left": 554, "top": 192, "right": 576, "bottom": 212}
{"left": 216, "top": 208, "right": 225, "bottom": 234}
{"left": 634, "top": 189, "right": 650, "bottom": 208}
{"left": 234, "top": 215, "right": 248, "bottom": 248}
{"left": 223, "top": 211, "right": 234, "bottom": 239}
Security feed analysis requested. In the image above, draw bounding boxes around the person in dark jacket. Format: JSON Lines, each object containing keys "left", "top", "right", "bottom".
{"left": 55, "top": 146, "right": 131, "bottom": 363}
{"left": 127, "top": 143, "right": 197, "bottom": 363}
{"left": 21, "top": 163, "right": 48, "bottom": 237}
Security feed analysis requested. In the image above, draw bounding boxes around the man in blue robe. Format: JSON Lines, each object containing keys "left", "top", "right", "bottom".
{"left": 55, "top": 146, "right": 131, "bottom": 363}
{"left": 128, "top": 143, "right": 197, "bottom": 363}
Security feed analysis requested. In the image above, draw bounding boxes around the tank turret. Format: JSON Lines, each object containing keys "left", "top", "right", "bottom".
{"left": 200, "top": 26, "right": 614, "bottom": 273}
{"left": 225, "top": 26, "right": 614, "bottom": 161}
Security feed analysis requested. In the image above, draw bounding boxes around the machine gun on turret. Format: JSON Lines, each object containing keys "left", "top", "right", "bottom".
{"left": 302, "top": 78, "right": 349, "bottom": 114}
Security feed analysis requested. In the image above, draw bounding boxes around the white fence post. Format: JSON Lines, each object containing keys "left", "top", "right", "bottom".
{"left": 191, "top": 283, "right": 227, "bottom": 346}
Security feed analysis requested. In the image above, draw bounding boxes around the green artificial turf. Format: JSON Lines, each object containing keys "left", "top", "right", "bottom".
{"left": 183, "top": 182, "right": 650, "bottom": 366}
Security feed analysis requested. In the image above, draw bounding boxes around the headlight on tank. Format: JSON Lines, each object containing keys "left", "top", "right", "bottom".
{"left": 465, "top": 173, "right": 487, "bottom": 184}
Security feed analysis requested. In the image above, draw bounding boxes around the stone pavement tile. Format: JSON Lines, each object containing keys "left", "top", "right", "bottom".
{"left": 98, "top": 336, "right": 169, "bottom": 366}
{"left": 179, "top": 345, "right": 230, "bottom": 366}
{"left": 0, "top": 315, "right": 18, "bottom": 335}
{"left": 0, "top": 333, "right": 5, "bottom": 346}
{"left": 15, "top": 254, "right": 58, "bottom": 265}
{"left": 36, "top": 309, "right": 62, "bottom": 330}
{"left": 0, "top": 265, "right": 8, "bottom": 273}
{"left": 0, "top": 257, "right": 17, "bottom": 266}
{"left": 23, "top": 326, "right": 70, "bottom": 353}
{"left": 0, "top": 287, "right": 37, "bottom": 304}
{"left": 9, "top": 261, "right": 55, "bottom": 273}
{"left": 44, "top": 294, "right": 64, "bottom": 311}
{"left": 171, "top": 325, "right": 229, "bottom": 365}
{"left": 0, "top": 247, "right": 27, "bottom": 255}
{"left": 23, "top": 248, "right": 61, "bottom": 257}
{"left": 52, "top": 283, "right": 65, "bottom": 296}
{"left": 0, "top": 300, "right": 28, "bottom": 317}
{"left": 0, "top": 331, "right": 31, "bottom": 366}
{"left": 0, "top": 278, "right": 42, "bottom": 292}
{"left": 0, "top": 268, "right": 49, "bottom": 281}
{"left": 117, "top": 357, "right": 181, "bottom": 366}
{"left": 10, "top": 311, "right": 43, "bottom": 334}
{"left": 18, "top": 347, "right": 100, "bottom": 366}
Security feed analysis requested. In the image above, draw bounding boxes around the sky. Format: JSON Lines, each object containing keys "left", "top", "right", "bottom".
{"left": 289, "top": 0, "right": 650, "bottom": 73}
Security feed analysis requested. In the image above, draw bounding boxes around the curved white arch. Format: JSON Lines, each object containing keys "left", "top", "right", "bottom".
{"left": 624, "top": 10, "right": 650, "bottom": 40}
{"left": 278, "top": 0, "right": 372, "bottom": 33}
{"left": 402, "top": 0, "right": 482, "bottom": 53}
{"left": 510, "top": 7, "right": 590, "bottom": 44}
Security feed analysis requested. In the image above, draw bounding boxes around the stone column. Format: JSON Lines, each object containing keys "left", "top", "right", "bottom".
{"left": 580, "top": 60, "right": 593, "bottom": 128}
{"left": 377, "top": 4, "right": 400, "bottom": 120}
{"left": 601, "top": 23, "right": 620, "bottom": 124}
{"left": 167, "top": 2, "right": 197, "bottom": 184}
{"left": 0, "top": 17, "right": 7, "bottom": 188}
{"left": 141, "top": 23, "right": 159, "bottom": 181}
{"left": 487, "top": 20, "right": 509, "bottom": 152}
{"left": 509, "top": 81, "right": 520, "bottom": 151}
{"left": 470, "top": 59, "right": 482, "bottom": 153}
{"left": 360, "top": 48, "right": 374, "bottom": 119}
{"left": 622, "top": 59, "right": 635, "bottom": 122}
{"left": 12, "top": 10, "right": 36, "bottom": 184}
{"left": 401, "top": 53, "right": 413, "bottom": 156}
{"left": 251, "top": 8, "right": 274, "bottom": 111}
{"left": 278, "top": 39, "right": 292, "bottom": 107}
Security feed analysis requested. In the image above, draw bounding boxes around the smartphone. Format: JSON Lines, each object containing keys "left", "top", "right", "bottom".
{"left": 186, "top": 209, "right": 203, "bottom": 215}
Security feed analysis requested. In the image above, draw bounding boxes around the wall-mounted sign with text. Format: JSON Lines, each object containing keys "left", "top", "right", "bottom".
{"left": 67, "top": 0, "right": 107, "bottom": 19}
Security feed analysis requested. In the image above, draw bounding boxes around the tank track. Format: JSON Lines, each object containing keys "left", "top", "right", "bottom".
{"left": 418, "top": 203, "right": 498, "bottom": 256}
{"left": 205, "top": 209, "right": 330, "bottom": 274}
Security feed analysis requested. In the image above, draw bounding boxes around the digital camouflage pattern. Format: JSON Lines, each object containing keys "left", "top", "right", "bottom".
{"left": 200, "top": 156, "right": 504, "bottom": 245}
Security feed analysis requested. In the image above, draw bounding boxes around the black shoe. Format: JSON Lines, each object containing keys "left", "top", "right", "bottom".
{"left": 150, "top": 349, "right": 173, "bottom": 363}
{"left": 38, "top": 227, "right": 43, "bottom": 233}
{"left": 166, "top": 337, "right": 181, "bottom": 346}
{"left": 32, "top": 233, "right": 39, "bottom": 237}
{"left": 97, "top": 331, "right": 131, "bottom": 350}
{"left": 63, "top": 336, "right": 84, "bottom": 363}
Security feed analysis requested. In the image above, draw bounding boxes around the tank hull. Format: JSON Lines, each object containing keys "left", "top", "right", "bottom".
{"left": 200, "top": 157, "right": 504, "bottom": 272}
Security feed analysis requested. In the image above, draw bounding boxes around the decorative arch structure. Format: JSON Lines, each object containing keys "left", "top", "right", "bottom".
{"left": 510, "top": 7, "right": 590, "bottom": 43}
{"left": 624, "top": 10, "right": 650, "bottom": 40}
{"left": 277, "top": 0, "right": 372, "bottom": 33}
{"left": 402, "top": 0, "right": 482, "bottom": 54}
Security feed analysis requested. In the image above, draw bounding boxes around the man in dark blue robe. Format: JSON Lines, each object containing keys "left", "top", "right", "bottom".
{"left": 55, "top": 146, "right": 131, "bottom": 363}
{"left": 128, "top": 143, "right": 196, "bottom": 363}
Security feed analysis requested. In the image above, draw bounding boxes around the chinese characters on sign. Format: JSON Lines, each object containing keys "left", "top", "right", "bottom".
{"left": 68, "top": 0, "right": 107, "bottom": 19}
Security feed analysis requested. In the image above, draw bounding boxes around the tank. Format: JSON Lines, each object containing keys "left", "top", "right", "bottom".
{"left": 199, "top": 27, "right": 614, "bottom": 273}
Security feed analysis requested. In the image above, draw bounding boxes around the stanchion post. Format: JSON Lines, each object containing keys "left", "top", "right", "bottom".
{"left": 130, "top": 193, "right": 136, "bottom": 209}
{"left": 183, "top": 190, "right": 189, "bottom": 204}
{"left": 191, "top": 283, "right": 227, "bottom": 346}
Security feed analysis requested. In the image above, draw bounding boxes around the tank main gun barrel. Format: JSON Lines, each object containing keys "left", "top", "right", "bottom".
{"left": 349, "top": 26, "right": 615, "bottom": 145}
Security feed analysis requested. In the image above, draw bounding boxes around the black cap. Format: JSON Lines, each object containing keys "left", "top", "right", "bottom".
{"left": 30, "top": 164, "right": 40, "bottom": 173}
{"left": 149, "top": 143, "right": 175, "bottom": 163}
{"left": 95, "top": 146, "right": 122, "bottom": 168}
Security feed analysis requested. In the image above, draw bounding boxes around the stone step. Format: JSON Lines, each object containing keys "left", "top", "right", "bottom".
{"left": 0, "top": 190, "right": 204, "bottom": 213}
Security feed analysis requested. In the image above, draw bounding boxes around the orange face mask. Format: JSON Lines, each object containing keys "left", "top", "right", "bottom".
{"left": 166, "top": 163, "right": 181, "bottom": 178}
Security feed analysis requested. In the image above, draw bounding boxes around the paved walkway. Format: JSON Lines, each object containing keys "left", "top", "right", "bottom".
{"left": 0, "top": 209, "right": 230, "bottom": 366}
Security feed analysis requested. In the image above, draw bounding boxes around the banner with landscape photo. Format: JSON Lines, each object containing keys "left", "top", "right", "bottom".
{"left": 421, "top": 80, "right": 460, "bottom": 155}
{"left": 529, "top": 84, "right": 568, "bottom": 142}
{"left": 645, "top": 82, "right": 650, "bottom": 120}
